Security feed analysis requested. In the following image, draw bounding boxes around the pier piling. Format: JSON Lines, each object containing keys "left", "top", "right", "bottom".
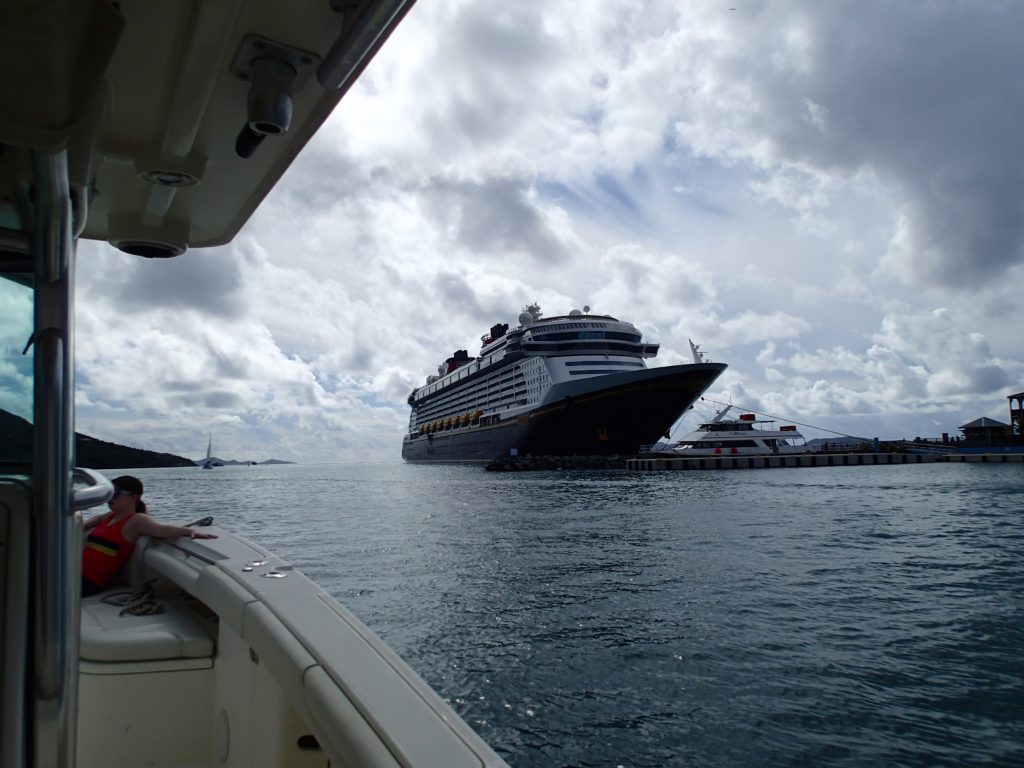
{"left": 627, "top": 452, "right": 1024, "bottom": 471}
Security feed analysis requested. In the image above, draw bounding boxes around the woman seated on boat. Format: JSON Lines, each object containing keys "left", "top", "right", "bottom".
{"left": 81, "top": 475, "right": 217, "bottom": 596}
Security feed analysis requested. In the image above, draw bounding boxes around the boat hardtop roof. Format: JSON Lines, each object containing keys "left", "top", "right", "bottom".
{"left": 690, "top": 405, "right": 802, "bottom": 433}
{"left": 695, "top": 418, "right": 800, "bottom": 431}
{"left": 0, "top": 0, "right": 415, "bottom": 256}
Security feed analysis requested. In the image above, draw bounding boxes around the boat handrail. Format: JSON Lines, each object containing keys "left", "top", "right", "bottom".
{"left": 72, "top": 468, "right": 113, "bottom": 511}
{"left": 31, "top": 149, "right": 79, "bottom": 768}
{"left": 160, "top": 541, "right": 220, "bottom": 567}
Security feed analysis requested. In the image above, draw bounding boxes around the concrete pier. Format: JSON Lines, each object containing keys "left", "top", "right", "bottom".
{"left": 627, "top": 452, "right": 1024, "bottom": 471}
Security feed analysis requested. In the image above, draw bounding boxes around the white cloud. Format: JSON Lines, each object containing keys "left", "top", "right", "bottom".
{"left": 64, "top": 0, "right": 1024, "bottom": 461}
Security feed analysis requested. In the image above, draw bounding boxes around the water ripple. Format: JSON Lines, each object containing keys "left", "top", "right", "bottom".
{"left": 130, "top": 462, "right": 1024, "bottom": 767}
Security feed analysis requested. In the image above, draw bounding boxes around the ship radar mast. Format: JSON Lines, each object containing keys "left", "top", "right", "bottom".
{"left": 689, "top": 339, "right": 709, "bottom": 364}
{"left": 711, "top": 403, "right": 733, "bottom": 422}
{"left": 519, "top": 302, "right": 542, "bottom": 326}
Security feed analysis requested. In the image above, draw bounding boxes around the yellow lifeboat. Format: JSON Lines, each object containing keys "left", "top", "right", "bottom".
{"left": 471, "top": 410, "right": 482, "bottom": 423}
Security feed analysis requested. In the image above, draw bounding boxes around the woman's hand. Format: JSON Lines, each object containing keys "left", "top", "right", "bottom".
{"left": 188, "top": 530, "right": 218, "bottom": 540}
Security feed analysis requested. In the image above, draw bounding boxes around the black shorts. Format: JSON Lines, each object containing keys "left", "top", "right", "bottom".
{"left": 82, "top": 577, "right": 103, "bottom": 597}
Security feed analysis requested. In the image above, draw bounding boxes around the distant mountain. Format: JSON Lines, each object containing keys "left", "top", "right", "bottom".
{"left": 78, "top": 433, "right": 196, "bottom": 468}
{"left": 195, "top": 456, "right": 296, "bottom": 466}
{"left": 1, "top": 409, "right": 296, "bottom": 468}
{"left": 0, "top": 408, "right": 195, "bottom": 468}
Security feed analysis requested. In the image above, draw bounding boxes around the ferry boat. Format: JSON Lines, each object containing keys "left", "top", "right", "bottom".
{"left": 402, "top": 305, "right": 727, "bottom": 462}
{"left": 673, "top": 405, "right": 808, "bottom": 456}
{"left": 1, "top": 2, "right": 506, "bottom": 766}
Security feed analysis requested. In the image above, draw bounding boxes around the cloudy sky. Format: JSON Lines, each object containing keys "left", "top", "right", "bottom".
{"left": 68, "top": 0, "right": 1024, "bottom": 462}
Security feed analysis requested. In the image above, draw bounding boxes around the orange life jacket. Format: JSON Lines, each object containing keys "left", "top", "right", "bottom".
{"left": 82, "top": 512, "right": 136, "bottom": 591}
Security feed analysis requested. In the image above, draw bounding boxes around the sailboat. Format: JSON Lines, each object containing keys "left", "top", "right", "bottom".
{"left": 200, "top": 434, "right": 220, "bottom": 469}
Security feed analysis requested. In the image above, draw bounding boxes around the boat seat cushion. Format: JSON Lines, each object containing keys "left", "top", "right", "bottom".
{"left": 80, "top": 593, "right": 215, "bottom": 662}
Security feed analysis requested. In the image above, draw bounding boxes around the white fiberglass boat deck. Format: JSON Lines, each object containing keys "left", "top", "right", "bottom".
{"left": 75, "top": 524, "right": 499, "bottom": 767}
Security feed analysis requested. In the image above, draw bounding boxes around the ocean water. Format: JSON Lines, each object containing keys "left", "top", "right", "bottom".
{"left": 125, "top": 462, "right": 1024, "bottom": 767}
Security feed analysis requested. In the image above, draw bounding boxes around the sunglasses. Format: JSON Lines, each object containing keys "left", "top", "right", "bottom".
{"left": 111, "top": 489, "right": 133, "bottom": 500}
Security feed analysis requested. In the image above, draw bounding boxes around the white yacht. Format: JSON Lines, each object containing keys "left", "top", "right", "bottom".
{"left": 673, "top": 405, "right": 808, "bottom": 456}
{"left": 1, "top": 2, "right": 506, "bottom": 767}
{"left": 403, "top": 305, "right": 727, "bottom": 463}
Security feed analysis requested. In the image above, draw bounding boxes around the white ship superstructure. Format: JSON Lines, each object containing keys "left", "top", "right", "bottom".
{"left": 407, "top": 304, "right": 658, "bottom": 435}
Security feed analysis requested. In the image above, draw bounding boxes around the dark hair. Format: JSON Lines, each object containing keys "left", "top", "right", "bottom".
{"left": 112, "top": 475, "right": 148, "bottom": 515}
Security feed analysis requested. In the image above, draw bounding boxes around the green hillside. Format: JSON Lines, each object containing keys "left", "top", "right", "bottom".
{"left": 0, "top": 409, "right": 195, "bottom": 468}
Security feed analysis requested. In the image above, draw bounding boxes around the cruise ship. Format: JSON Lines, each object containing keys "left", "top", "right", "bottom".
{"left": 402, "top": 305, "right": 727, "bottom": 462}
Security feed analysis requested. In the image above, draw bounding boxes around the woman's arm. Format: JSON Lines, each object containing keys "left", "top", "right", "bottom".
{"left": 126, "top": 514, "right": 218, "bottom": 542}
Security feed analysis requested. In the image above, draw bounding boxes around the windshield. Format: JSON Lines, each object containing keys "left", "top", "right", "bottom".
{"left": 0, "top": 274, "right": 33, "bottom": 465}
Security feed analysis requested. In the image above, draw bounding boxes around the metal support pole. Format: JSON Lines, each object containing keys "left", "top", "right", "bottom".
{"left": 31, "top": 150, "right": 79, "bottom": 768}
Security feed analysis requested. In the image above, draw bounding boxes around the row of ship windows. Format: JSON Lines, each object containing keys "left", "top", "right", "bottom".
{"left": 538, "top": 322, "right": 608, "bottom": 331}
{"left": 527, "top": 331, "right": 640, "bottom": 342}
{"left": 414, "top": 358, "right": 546, "bottom": 419}
{"left": 420, "top": 352, "right": 503, "bottom": 396}
{"left": 415, "top": 372, "right": 527, "bottom": 420}
{"left": 417, "top": 391, "right": 529, "bottom": 421}
{"left": 563, "top": 360, "right": 644, "bottom": 368}
{"left": 414, "top": 393, "right": 529, "bottom": 427}
{"left": 415, "top": 405, "right": 531, "bottom": 433}
{"left": 421, "top": 368, "right": 523, "bottom": 400}
{"left": 521, "top": 341, "right": 651, "bottom": 353}
{"left": 681, "top": 440, "right": 775, "bottom": 448}
{"left": 420, "top": 339, "right": 642, "bottom": 400}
